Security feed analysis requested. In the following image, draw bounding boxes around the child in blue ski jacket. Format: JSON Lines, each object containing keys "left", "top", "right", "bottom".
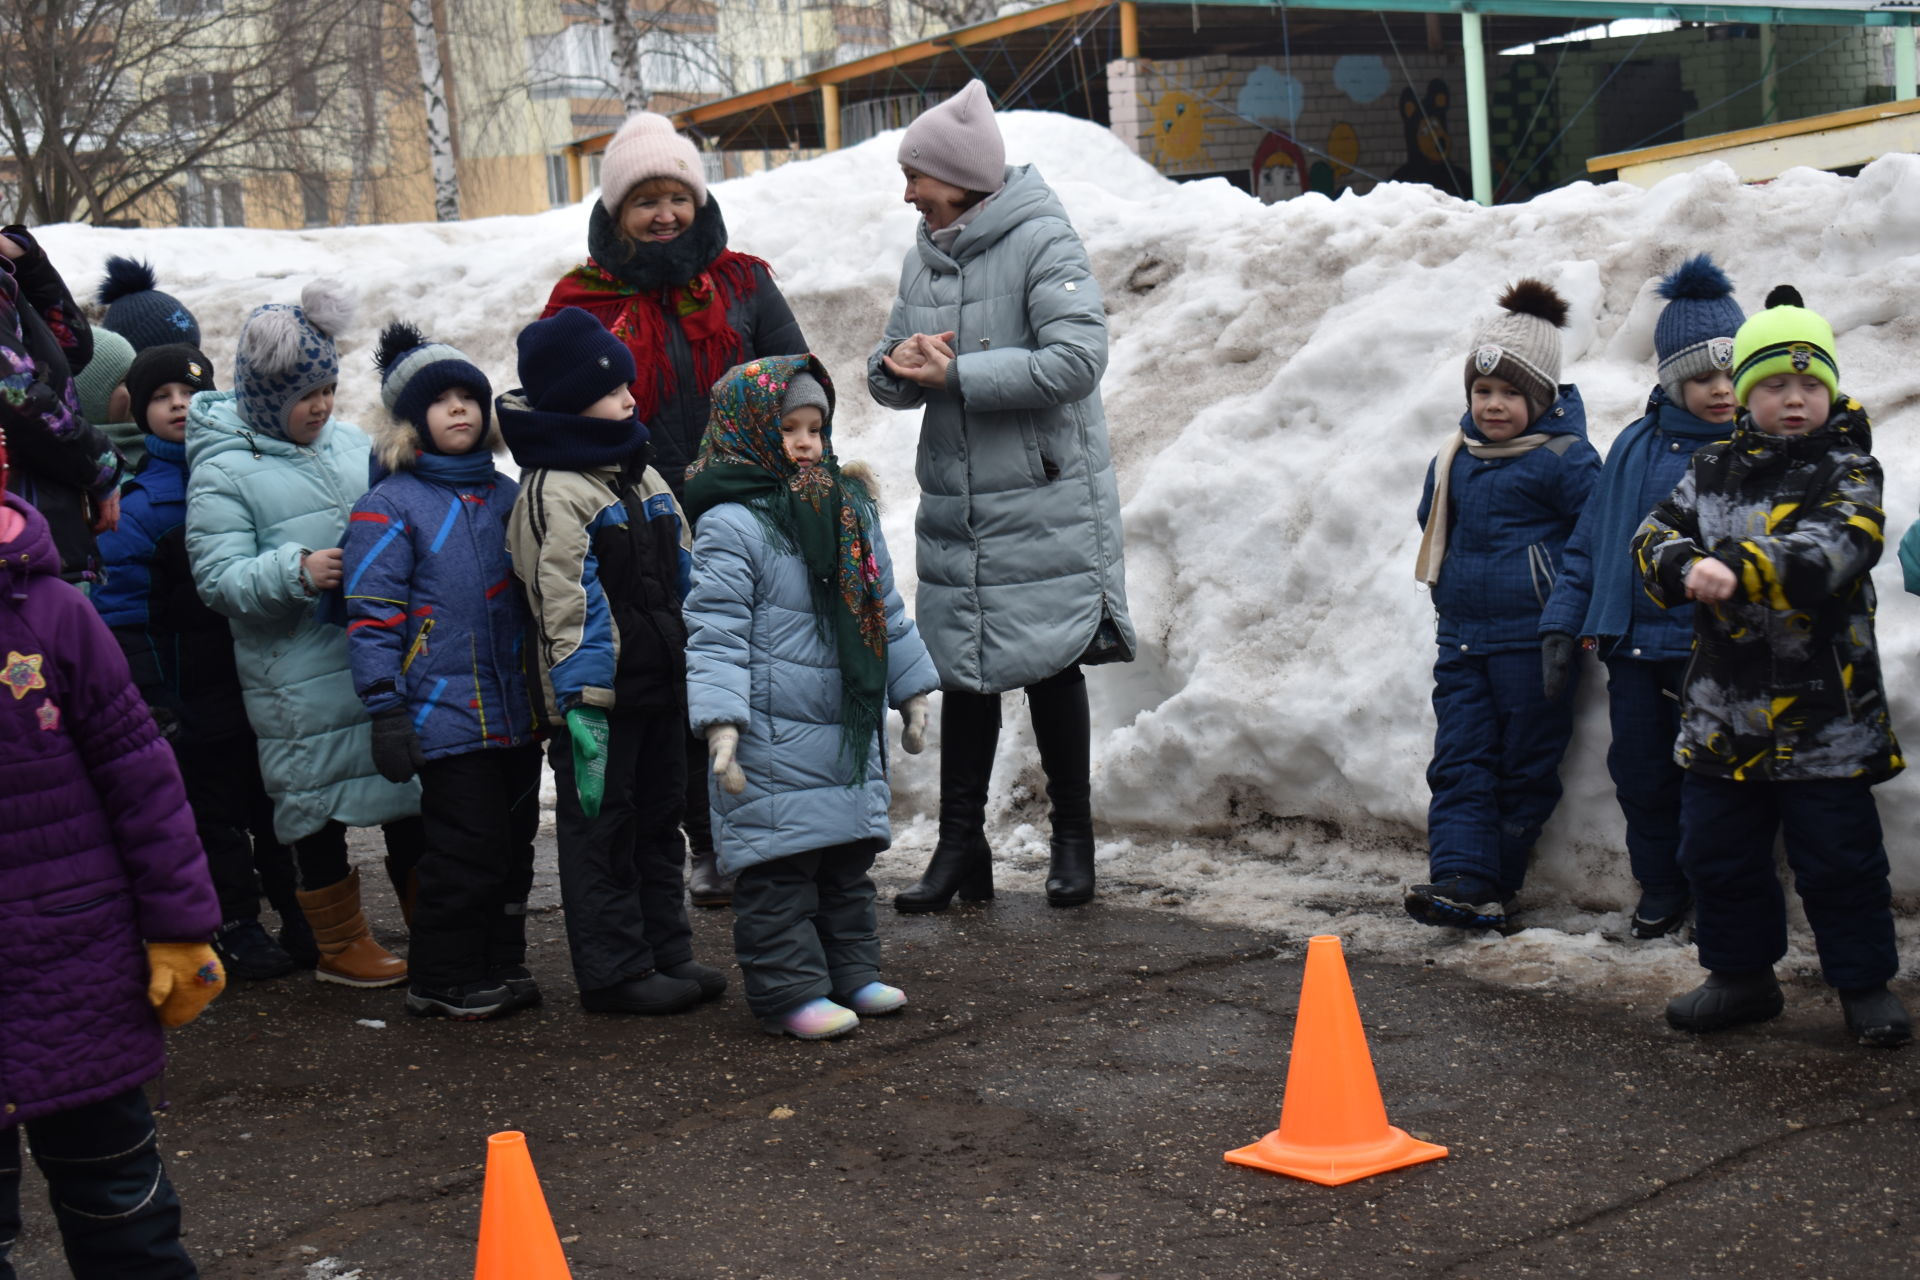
{"left": 346, "top": 324, "right": 544, "bottom": 1021}
{"left": 1539, "top": 254, "right": 1743, "bottom": 940}
{"left": 683, "top": 355, "right": 937, "bottom": 1040}
{"left": 93, "top": 343, "right": 307, "bottom": 980}
{"left": 1410, "top": 280, "right": 1600, "bottom": 931}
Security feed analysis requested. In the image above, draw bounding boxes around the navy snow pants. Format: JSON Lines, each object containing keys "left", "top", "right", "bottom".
{"left": 1678, "top": 774, "right": 1898, "bottom": 990}
{"left": 1602, "top": 656, "right": 1689, "bottom": 896}
{"left": 1426, "top": 646, "right": 1578, "bottom": 896}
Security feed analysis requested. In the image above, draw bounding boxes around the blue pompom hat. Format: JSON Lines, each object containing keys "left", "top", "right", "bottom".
{"left": 1654, "top": 254, "right": 1745, "bottom": 406}
{"left": 233, "top": 280, "right": 353, "bottom": 439}
{"left": 374, "top": 321, "right": 493, "bottom": 453}
{"left": 96, "top": 256, "right": 201, "bottom": 352}
{"left": 514, "top": 306, "right": 636, "bottom": 416}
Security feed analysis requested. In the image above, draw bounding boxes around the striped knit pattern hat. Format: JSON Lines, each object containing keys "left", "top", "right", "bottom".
{"left": 374, "top": 321, "right": 493, "bottom": 451}
{"left": 1654, "top": 254, "right": 1745, "bottom": 406}
{"left": 1732, "top": 285, "right": 1837, "bottom": 405}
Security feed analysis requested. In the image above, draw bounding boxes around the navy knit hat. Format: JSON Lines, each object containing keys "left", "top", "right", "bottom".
{"left": 374, "top": 321, "right": 493, "bottom": 451}
{"left": 96, "top": 257, "right": 201, "bottom": 351}
{"left": 1654, "top": 254, "right": 1745, "bottom": 406}
{"left": 125, "top": 344, "right": 216, "bottom": 434}
{"left": 515, "top": 307, "right": 636, "bottom": 415}
{"left": 234, "top": 280, "right": 353, "bottom": 439}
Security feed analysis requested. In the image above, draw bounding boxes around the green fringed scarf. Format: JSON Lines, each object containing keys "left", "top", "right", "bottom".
{"left": 684, "top": 354, "right": 888, "bottom": 784}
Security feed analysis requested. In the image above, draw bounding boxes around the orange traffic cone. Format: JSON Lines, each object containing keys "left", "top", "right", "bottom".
{"left": 474, "top": 1131, "right": 573, "bottom": 1279}
{"left": 1225, "top": 934, "right": 1447, "bottom": 1186}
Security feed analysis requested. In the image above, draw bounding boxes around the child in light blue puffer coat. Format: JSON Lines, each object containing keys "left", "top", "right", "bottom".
{"left": 683, "top": 354, "right": 937, "bottom": 1040}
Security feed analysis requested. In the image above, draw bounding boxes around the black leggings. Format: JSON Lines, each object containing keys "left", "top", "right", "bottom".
{"left": 288, "top": 817, "right": 426, "bottom": 897}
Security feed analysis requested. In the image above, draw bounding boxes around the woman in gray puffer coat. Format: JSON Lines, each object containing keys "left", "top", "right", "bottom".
{"left": 867, "top": 81, "right": 1134, "bottom": 912}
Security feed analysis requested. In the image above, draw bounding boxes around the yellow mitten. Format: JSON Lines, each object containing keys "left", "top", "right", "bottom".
{"left": 146, "top": 943, "right": 225, "bottom": 1028}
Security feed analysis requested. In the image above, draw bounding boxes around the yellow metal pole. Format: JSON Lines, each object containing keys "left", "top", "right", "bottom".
{"left": 821, "top": 80, "right": 842, "bottom": 151}
{"left": 565, "top": 147, "right": 584, "bottom": 204}
{"left": 1120, "top": 0, "right": 1139, "bottom": 59}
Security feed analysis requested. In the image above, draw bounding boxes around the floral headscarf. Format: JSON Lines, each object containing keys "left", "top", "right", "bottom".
{"left": 685, "top": 354, "right": 888, "bottom": 782}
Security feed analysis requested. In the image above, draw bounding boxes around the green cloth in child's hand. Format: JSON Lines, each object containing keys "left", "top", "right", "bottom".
{"left": 565, "top": 706, "right": 609, "bottom": 818}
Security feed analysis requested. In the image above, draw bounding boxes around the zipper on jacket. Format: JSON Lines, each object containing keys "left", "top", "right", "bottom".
{"left": 402, "top": 617, "right": 435, "bottom": 674}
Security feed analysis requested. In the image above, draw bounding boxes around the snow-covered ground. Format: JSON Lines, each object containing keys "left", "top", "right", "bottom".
{"left": 39, "top": 113, "right": 1920, "bottom": 996}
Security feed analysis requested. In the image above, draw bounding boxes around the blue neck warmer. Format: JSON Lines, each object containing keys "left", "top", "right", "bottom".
{"left": 411, "top": 448, "right": 499, "bottom": 488}
{"left": 144, "top": 435, "right": 187, "bottom": 466}
{"left": 1580, "top": 386, "right": 1731, "bottom": 639}
{"left": 497, "top": 397, "right": 650, "bottom": 473}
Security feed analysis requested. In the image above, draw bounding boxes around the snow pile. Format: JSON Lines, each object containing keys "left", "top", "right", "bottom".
{"left": 38, "top": 113, "right": 1920, "bottom": 986}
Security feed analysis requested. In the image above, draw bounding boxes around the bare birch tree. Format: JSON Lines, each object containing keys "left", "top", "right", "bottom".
{"left": 405, "top": 0, "right": 461, "bottom": 221}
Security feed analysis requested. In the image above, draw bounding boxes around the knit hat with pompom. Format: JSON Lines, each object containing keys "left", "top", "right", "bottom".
{"left": 599, "top": 112, "right": 708, "bottom": 212}
{"left": 1654, "top": 254, "right": 1745, "bottom": 406}
{"left": 234, "top": 280, "right": 354, "bottom": 439}
{"left": 1731, "top": 284, "right": 1837, "bottom": 406}
{"left": 374, "top": 321, "right": 493, "bottom": 453}
{"left": 1464, "top": 279, "right": 1568, "bottom": 425}
{"left": 96, "top": 257, "right": 200, "bottom": 351}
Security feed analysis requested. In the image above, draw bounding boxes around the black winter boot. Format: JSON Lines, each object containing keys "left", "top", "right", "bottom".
{"left": 895, "top": 691, "right": 1000, "bottom": 913}
{"left": 1665, "top": 969, "right": 1784, "bottom": 1033}
{"left": 687, "top": 847, "right": 733, "bottom": 908}
{"left": 486, "top": 902, "right": 541, "bottom": 1011}
{"left": 1839, "top": 985, "right": 1912, "bottom": 1048}
{"left": 1030, "top": 670, "right": 1095, "bottom": 908}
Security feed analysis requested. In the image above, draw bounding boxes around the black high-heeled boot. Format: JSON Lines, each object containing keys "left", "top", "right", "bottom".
{"left": 1030, "top": 669, "right": 1095, "bottom": 908}
{"left": 895, "top": 691, "right": 1000, "bottom": 913}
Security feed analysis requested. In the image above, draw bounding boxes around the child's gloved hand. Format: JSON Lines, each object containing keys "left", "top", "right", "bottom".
{"left": 706, "top": 724, "right": 746, "bottom": 795}
{"left": 565, "top": 706, "right": 609, "bottom": 818}
{"left": 146, "top": 943, "right": 224, "bottom": 1029}
{"left": 1540, "top": 632, "right": 1575, "bottom": 701}
{"left": 900, "top": 694, "right": 930, "bottom": 754}
{"left": 370, "top": 709, "right": 426, "bottom": 783}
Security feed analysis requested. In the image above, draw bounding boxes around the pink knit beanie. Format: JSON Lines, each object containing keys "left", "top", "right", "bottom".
{"left": 599, "top": 112, "right": 708, "bottom": 212}
{"left": 898, "top": 80, "right": 1006, "bottom": 195}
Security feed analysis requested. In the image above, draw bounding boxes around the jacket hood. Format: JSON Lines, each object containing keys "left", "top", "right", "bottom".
{"left": 916, "top": 164, "right": 1068, "bottom": 269}
{"left": 496, "top": 389, "right": 650, "bottom": 473}
{"left": 0, "top": 493, "right": 59, "bottom": 597}
{"left": 185, "top": 388, "right": 323, "bottom": 470}
{"left": 369, "top": 407, "right": 502, "bottom": 474}
{"left": 1460, "top": 383, "right": 1587, "bottom": 444}
{"left": 1729, "top": 393, "right": 1872, "bottom": 460}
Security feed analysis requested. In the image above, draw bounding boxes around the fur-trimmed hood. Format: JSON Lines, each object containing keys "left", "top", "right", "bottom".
{"left": 368, "top": 405, "right": 503, "bottom": 473}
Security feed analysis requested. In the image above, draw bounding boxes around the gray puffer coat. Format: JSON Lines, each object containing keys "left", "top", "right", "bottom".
{"left": 867, "top": 164, "right": 1133, "bottom": 695}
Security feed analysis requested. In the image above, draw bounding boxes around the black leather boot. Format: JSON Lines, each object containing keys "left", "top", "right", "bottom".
{"left": 1030, "top": 669, "right": 1095, "bottom": 908}
{"left": 687, "top": 846, "right": 732, "bottom": 908}
{"left": 895, "top": 691, "right": 1000, "bottom": 913}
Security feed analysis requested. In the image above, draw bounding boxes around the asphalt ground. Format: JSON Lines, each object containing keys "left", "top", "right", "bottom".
{"left": 10, "top": 835, "right": 1918, "bottom": 1279}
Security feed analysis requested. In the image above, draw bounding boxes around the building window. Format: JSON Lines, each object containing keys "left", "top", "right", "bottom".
{"left": 546, "top": 153, "right": 571, "bottom": 206}
{"left": 301, "top": 173, "right": 329, "bottom": 227}
{"left": 178, "top": 171, "right": 243, "bottom": 227}
{"left": 166, "top": 73, "right": 235, "bottom": 130}
{"left": 157, "top": 0, "right": 222, "bottom": 15}
{"left": 294, "top": 70, "right": 321, "bottom": 120}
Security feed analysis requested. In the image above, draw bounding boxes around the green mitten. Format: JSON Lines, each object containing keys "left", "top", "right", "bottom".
{"left": 565, "top": 706, "right": 610, "bottom": 818}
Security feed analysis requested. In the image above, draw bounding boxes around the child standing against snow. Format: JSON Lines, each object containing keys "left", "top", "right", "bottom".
{"left": 1410, "top": 280, "right": 1600, "bottom": 931}
{"left": 1539, "top": 255, "right": 1744, "bottom": 939}
{"left": 683, "top": 356, "right": 936, "bottom": 1040}
{"left": 1636, "top": 286, "right": 1908, "bottom": 1048}
{"left": 502, "top": 306, "right": 722, "bottom": 1017}
{"left": 0, "top": 428, "right": 225, "bottom": 1277}
{"left": 346, "top": 324, "right": 544, "bottom": 1021}
{"left": 94, "top": 343, "right": 310, "bottom": 980}
{"left": 185, "top": 282, "right": 424, "bottom": 990}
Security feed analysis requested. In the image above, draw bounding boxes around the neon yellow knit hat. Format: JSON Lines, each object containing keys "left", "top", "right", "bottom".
{"left": 1731, "top": 285, "right": 1837, "bottom": 405}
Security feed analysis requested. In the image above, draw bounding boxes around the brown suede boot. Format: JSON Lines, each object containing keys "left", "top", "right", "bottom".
{"left": 296, "top": 869, "right": 408, "bottom": 988}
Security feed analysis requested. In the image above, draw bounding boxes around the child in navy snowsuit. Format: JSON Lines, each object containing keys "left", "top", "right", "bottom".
{"left": 502, "top": 307, "right": 720, "bottom": 1017}
{"left": 346, "top": 324, "right": 545, "bottom": 1021}
{"left": 1539, "top": 255, "right": 1743, "bottom": 940}
{"left": 1636, "top": 286, "right": 1908, "bottom": 1048}
{"left": 683, "top": 356, "right": 938, "bottom": 1041}
{"left": 93, "top": 343, "right": 308, "bottom": 980}
{"left": 1410, "top": 280, "right": 1600, "bottom": 930}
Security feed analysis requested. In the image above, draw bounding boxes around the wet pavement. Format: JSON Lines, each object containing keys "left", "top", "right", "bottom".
{"left": 10, "top": 838, "right": 1918, "bottom": 1279}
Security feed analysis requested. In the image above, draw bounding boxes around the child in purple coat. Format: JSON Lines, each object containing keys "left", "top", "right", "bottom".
{"left": 0, "top": 431, "right": 225, "bottom": 1276}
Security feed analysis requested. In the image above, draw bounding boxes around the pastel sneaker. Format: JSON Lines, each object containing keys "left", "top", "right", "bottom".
{"left": 841, "top": 982, "right": 907, "bottom": 1017}
{"left": 761, "top": 997, "right": 859, "bottom": 1041}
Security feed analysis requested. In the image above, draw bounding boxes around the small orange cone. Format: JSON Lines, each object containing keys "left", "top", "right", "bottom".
{"left": 474, "top": 1131, "right": 573, "bottom": 1279}
{"left": 1225, "top": 934, "right": 1447, "bottom": 1186}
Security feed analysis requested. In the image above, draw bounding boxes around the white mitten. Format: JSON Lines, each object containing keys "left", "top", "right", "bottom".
{"left": 706, "top": 724, "right": 747, "bottom": 795}
{"left": 900, "top": 694, "right": 930, "bottom": 755}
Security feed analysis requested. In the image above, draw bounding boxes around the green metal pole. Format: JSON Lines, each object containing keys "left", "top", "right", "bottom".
{"left": 1759, "top": 24, "right": 1777, "bottom": 124}
{"left": 1897, "top": 26, "right": 1918, "bottom": 102}
{"left": 1461, "top": 10, "right": 1493, "bottom": 205}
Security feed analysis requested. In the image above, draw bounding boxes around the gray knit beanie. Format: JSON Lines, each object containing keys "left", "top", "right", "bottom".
{"left": 1464, "top": 279, "right": 1568, "bottom": 425}
{"left": 781, "top": 371, "right": 830, "bottom": 422}
{"left": 898, "top": 80, "right": 1006, "bottom": 195}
